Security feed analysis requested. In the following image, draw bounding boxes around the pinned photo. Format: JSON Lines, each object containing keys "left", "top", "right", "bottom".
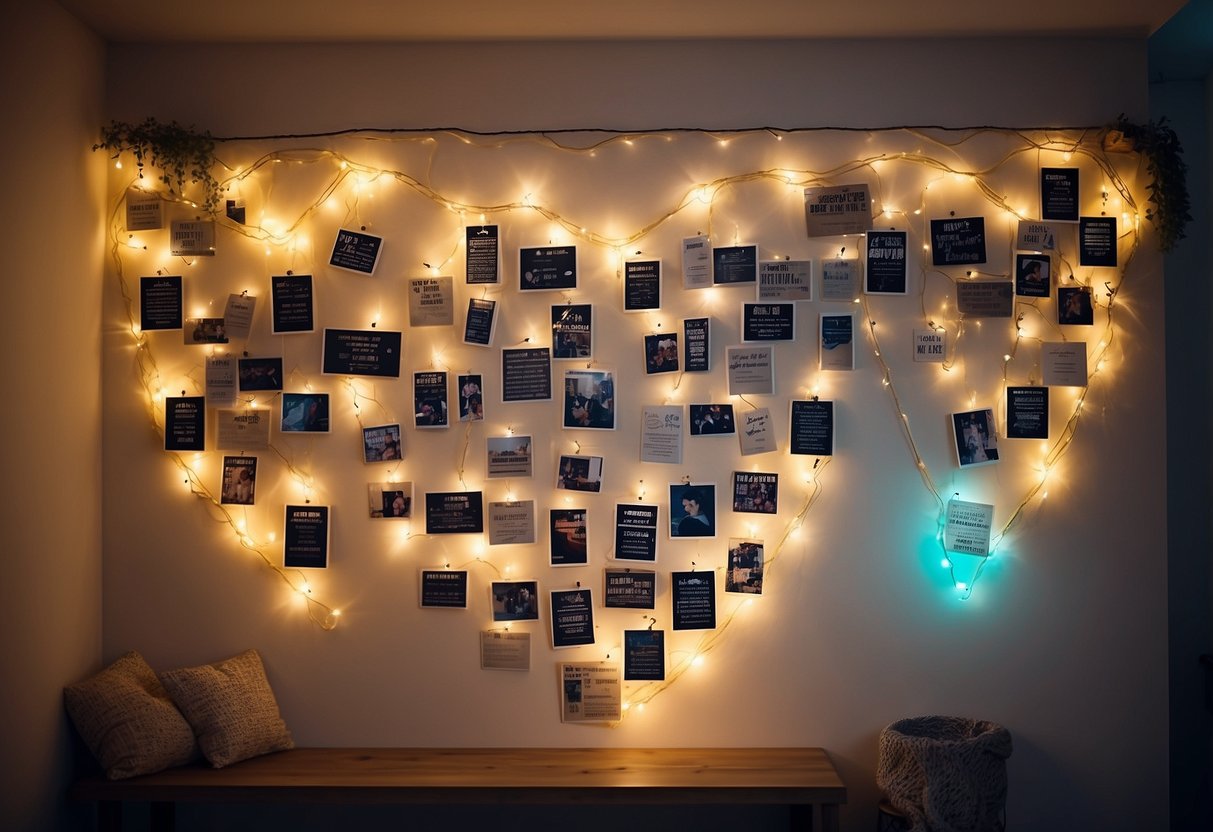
{"left": 644, "top": 332, "right": 679, "bottom": 374}
{"left": 669, "top": 482, "right": 716, "bottom": 538}
{"left": 562, "top": 369, "right": 615, "bottom": 430}
{"left": 951, "top": 408, "right": 1000, "bottom": 467}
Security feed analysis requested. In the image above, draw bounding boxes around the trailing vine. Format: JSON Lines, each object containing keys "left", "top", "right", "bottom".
{"left": 1106, "top": 115, "right": 1192, "bottom": 253}
{"left": 94, "top": 118, "right": 221, "bottom": 213}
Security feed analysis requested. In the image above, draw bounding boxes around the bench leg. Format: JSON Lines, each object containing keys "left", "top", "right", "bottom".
{"left": 97, "top": 801, "right": 121, "bottom": 832}
{"left": 820, "top": 802, "right": 840, "bottom": 832}
{"left": 150, "top": 801, "right": 175, "bottom": 832}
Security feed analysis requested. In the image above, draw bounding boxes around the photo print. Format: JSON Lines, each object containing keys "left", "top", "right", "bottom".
{"left": 237, "top": 356, "right": 283, "bottom": 391}
{"left": 725, "top": 538, "right": 765, "bottom": 595}
{"left": 184, "top": 317, "right": 228, "bottom": 345}
{"left": 457, "top": 373, "right": 484, "bottom": 422}
{"left": 491, "top": 580, "right": 540, "bottom": 621}
{"left": 486, "top": 435, "right": 533, "bottom": 478}
{"left": 732, "top": 471, "right": 778, "bottom": 514}
{"left": 556, "top": 454, "right": 604, "bottom": 493}
{"left": 362, "top": 424, "right": 402, "bottom": 463}
{"left": 1058, "top": 286, "right": 1095, "bottom": 325}
{"left": 552, "top": 303, "right": 593, "bottom": 359}
{"left": 280, "top": 393, "right": 330, "bottom": 433}
{"left": 562, "top": 368, "right": 615, "bottom": 430}
{"left": 369, "top": 482, "right": 413, "bottom": 519}
{"left": 413, "top": 371, "right": 449, "bottom": 428}
{"left": 1015, "top": 254, "right": 1051, "bottom": 298}
{"left": 644, "top": 332, "right": 679, "bottom": 374}
{"left": 951, "top": 408, "right": 1000, "bottom": 467}
{"left": 688, "top": 403, "right": 736, "bottom": 436}
{"left": 669, "top": 482, "right": 716, "bottom": 538}
{"left": 220, "top": 456, "right": 257, "bottom": 505}
{"left": 549, "top": 508, "right": 589, "bottom": 566}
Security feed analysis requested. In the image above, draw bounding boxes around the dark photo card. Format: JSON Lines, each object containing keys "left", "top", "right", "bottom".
{"left": 1057, "top": 286, "right": 1095, "bottom": 325}
{"left": 614, "top": 503, "right": 659, "bottom": 563}
{"left": 284, "top": 505, "right": 329, "bottom": 569}
{"left": 623, "top": 629, "right": 665, "bottom": 681}
{"left": 501, "top": 347, "right": 552, "bottom": 402}
{"left": 669, "top": 482, "right": 716, "bottom": 538}
{"left": 520, "top": 245, "right": 577, "bottom": 291}
{"left": 644, "top": 332, "right": 679, "bottom": 374}
{"left": 552, "top": 303, "right": 592, "bottom": 359}
{"left": 712, "top": 244, "right": 758, "bottom": 285}
{"left": 562, "top": 369, "right": 615, "bottom": 430}
{"left": 865, "top": 231, "right": 908, "bottom": 294}
{"left": 672, "top": 571, "right": 716, "bottom": 630}
{"left": 322, "top": 329, "right": 402, "bottom": 378}
{"left": 419, "top": 569, "right": 469, "bottom": 609}
{"left": 280, "top": 393, "right": 330, "bottom": 433}
{"left": 623, "top": 259, "right": 662, "bottom": 311}
{"left": 1079, "top": 217, "right": 1117, "bottom": 267}
{"left": 930, "top": 217, "right": 987, "bottom": 267}
{"left": 741, "top": 303, "right": 795, "bottom": 341}
{"left": 556, "top": 454, "right": 604, "bottom": 493}
{"left": 1015, "top": 254, "right": 1051, "bottom": 298}
{"left": 413, "top": 371, "right": 450, "bottom": 428}
{"left": 329, "top": 227, "right": 383, "bottom": 274}
{"left": 732, "top": 471, "right": 778, "bottom": 514}
{"left": 362, "top": 424, "right": 402, "bottom": 463}
{"left": 139, "top": 275, "right": 182, "bottom": 330}
{"left": 1006, "top": 386, "right": 1049, "bottom": 440}
{"left": 457, "top": 374, "right": 484, "bottom": 422}
{"left": 683, "top": 317, "right": 711, "bottom": 372}
{"left": 465, "top": 225, "right": 500, "bottom": 284}
{"left": 425, "top": 491, "right": 485, "bottom": 534}
{"left": 463, "top": 298, "right": 497, "bottom": 347}
{"left": 1041, "top": 167, "right": 1080, "bottom": 222}
{"left": 164, "top": 396, "right": 205, "bottom": 451}
{"left": 789, "top": 399, "right": 834, "bottom": 456}
{"left": 689, "top": 404, "right": 735, "bottom": 436}
{"left": 549, "top": 508, "right": 589, "bottom": 566}
{"left": 725, "top": 538, "right": 765, "bottom": 595}
{"left": 271, "top": 274, "right": 314, "bottom": 334}
{"left": 238, "top": 356, "right": 283, "bottom": 391}
{"left": 550, "top": 588, "right": 595, "bottom": 649}
{"left": 491, "top": 580, "right": 539, "bottom": 621}
{"left": 604, "top": 569, "right": 656, "bottom": 609}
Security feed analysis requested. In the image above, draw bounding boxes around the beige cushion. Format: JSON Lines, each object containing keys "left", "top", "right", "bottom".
{"left": 160, "top": 649, "right": 293, "bottom": 768}
{"left": 63, "top": 651, "right": 198, "bottom": 780}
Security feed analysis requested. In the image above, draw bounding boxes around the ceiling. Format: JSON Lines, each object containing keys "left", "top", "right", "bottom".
{"left": 58, "top": 0, "right": 1186, "bottom": 43}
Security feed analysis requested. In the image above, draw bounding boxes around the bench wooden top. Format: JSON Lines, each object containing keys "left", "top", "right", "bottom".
{"left": 71, "top": 747, "right": 846, "bottom": 806}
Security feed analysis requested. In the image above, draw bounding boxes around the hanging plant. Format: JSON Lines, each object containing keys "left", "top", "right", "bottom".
{"left": 1104, "top": 115, "right": 1192, "bottom": 254}
{"left": 94, "top": 118, "right": 221, "bottom": 214}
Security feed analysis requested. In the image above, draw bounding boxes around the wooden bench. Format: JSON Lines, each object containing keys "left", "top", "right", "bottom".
{"left": 70, "top": 746, "right": 846, "bottom": 831}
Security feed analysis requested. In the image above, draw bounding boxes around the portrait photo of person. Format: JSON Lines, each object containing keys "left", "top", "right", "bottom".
{"left": 1057, "top": 285, "right": 1094, "bottom": 325}
{"left": 951, "top": 408, "right": 1000, "bottom": 467}
{"left": 1015, "top": 254, "right": 1050, "bottom": 298}
{"left": 669, "top": 482, "right": 716, "bottom": 538}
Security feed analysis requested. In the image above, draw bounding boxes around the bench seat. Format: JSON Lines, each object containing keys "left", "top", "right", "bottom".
{"left": 70, "top": 746, "right": 846, "bottom": 831}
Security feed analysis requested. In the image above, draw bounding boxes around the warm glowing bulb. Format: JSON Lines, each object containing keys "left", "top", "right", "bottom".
{"left": 941, "top": 558, "right": 952, "bottom": 569}
{"left": 692, "top": 655, "right": 705, "bottom": 668}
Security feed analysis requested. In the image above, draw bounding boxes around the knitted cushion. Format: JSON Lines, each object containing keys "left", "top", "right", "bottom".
{"left": 63, "top": 651, "right": 198, "bottom": 780}
{"left": 877, "top": 715, "right": 1012, "bottom": 832}
{"left": 160, "top": 649, "right": 293, "bottom": 768}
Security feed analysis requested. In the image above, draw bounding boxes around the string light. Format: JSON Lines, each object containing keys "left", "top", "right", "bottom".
{"left": 107, "top": 126, "right": 1144, "bottom": 702}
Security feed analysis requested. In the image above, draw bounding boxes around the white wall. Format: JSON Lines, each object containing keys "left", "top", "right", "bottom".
{"left": 0, "top": 1, "right": 105, "bottom": 830}
{"left": 100, "top": 38, "right": 1165, "bottom": 831}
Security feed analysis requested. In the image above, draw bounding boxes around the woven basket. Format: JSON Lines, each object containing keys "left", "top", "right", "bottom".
{"left": 876, "top": 715, "right": 1012, "bottom": 832}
